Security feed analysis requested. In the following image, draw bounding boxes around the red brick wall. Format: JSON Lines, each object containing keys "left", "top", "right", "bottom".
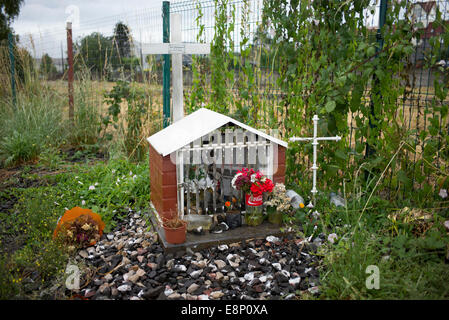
{"left": 273, "top": 145, "right": 286, "bottom": 184}
{"left": 149, "top": 143, "right": 177, "bottom": 220}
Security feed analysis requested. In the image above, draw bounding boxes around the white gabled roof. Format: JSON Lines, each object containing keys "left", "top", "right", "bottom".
{"left": 147, "top": 108, "right": 288, "bottom": 157}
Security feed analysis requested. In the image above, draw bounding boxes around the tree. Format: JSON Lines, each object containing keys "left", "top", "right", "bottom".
{"left": 112, "top": 22, "right": 132, "bottom": 63}
{"left": 0, "top": 0, "right": 24, "bottom": 42}
{"left": 75, "top": 32, "right": 113, "bottom": 78}
{"left": 39, "top": 53, "right": 57, "bottom": 76}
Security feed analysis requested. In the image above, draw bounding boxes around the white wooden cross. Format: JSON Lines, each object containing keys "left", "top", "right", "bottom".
{"left": 141, "top": 13, "right": 210, "bottom": 123}
{"left": 289, "top": 115, "right": 342, "bottom": 205}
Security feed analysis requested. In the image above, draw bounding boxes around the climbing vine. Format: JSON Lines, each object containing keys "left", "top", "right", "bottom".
{"left": 188, "top": 0, "right": 449, "bottom": 203}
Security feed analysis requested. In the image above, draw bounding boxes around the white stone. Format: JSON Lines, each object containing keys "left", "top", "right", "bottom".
{"left": 166, "top": 259, "right": 174, "bottom": 269}
{"left": 210, "top": 291, "right": 224, "bottom": 299}
{"left": 174, "top": 264, "right": 187, "bottom": 272}
{"left": 214, "top": 259, "right": 226, "bottom": 269}
{"left": 187, "top": 283, "right": 200, "bottom": 294}
{"left": 190, "top": 270, "right": 203, "bottom": 278}
{"left": 280, "top": 270, "right": 290, "bottom": 278}
{"left": 272, "top": 263, "right": 282, "bottom": 271}
{"left": 117, "top": 284, "right": 131, "bottom": 292}
{"left": 164, "top": 287, "right": 174, "bottom": 296}
{"left": 215, "top": 272, "right": 224, "bottom": 281}
{"left": 244, "top": 273, "right": 254, "bottom": 282}
{"left": 207, "top": 263, "right": 217, "bottom": 272}
{"left": 266, "top": 236, "right": 280, "bottom": 243}
{"left": 289, "top": 277, "right": 301, "bottom": 285}
{"left": 168, "top": 293, "right": 181, "bottom": 299}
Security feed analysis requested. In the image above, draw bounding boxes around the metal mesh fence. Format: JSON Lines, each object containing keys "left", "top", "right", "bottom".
{"left": 1, "top": 0, "right": 448, "bottom": 197}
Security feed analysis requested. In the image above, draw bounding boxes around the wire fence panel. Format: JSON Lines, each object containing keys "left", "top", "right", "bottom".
{"left": 0, "top": 0, "right": 448, "bottom": 199}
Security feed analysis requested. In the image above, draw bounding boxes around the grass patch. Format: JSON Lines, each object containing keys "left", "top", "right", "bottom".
{"left": 0, "top": 157, "right": 150, "bottom": 299}
{"left": 292, "top": 190, "right": 449, "bottom": 300}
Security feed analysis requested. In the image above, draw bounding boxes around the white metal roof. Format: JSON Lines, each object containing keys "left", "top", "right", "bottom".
{"left": 146, "top": 108, "right": 288, "bottom": 156}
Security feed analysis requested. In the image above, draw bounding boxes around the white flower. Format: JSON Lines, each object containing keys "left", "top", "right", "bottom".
{"left": 312, "top": 211, "right": 320, "bottom": 219}
{"left": 95, "top": 182, "right": 99, "bottom": 186}
{"left": 231, "top": 173, "right": 242, "bottom": 189}
{"left": 112, "top": 169, "right": 116, "bottom": 174}
{"left": 129, "top": 171, "right": 133, "bottom": 176}
{"left": 439, "top": 189, "right": 448, "bottom": 199}
{"left": 132, "top": 175, "right": 137, "bottom": 181}
{"left": 328, "top": 233, "right": 338, "bottom": 244}
{"left": 89, "top": 185, "right": 95, "bottom": 190}
{"left": 81, "top": 200, "right": 86, "bottom": 206}
{"left": 444, "top": 220, "right": 449, "bottom": 231}
{"left": 78, "top": 181, "right": 83, "bottom": 185}
{"left": 250, "top": 174, "right": 256, "bottom": 183}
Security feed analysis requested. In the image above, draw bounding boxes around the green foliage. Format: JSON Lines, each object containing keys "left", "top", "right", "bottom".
{"left": 75, "top": 32, "right": 114, "bottom": 77}
{"left": 75, "top": 22, "right": 138, "bottom": 79}
{"left": 0, "top": 158, "right": 150, "bottom": 298}
{"left": 0, "top": 0, "right": 24, "bottom": 42}
{"left": 102, "top": 81, "right": 152, "bottom": 161}
{"left": 209, "top": 0, "right": 236, "bottom": 114}
{"left": 112, "top": 21, "right": 132, "bottom": 60}
{"left": 260, "top": 0, "right": 449, "bottom": 205}
{"left": 69, "top": 70, "right": 102, "bottom": 147}
{"left": 186, "top": 0, "right": 207, "bottom": 113}
{"left": 39, "top": 53, "right": 57, "bottom": 76}
{"left": 0, "top": 86, "right": 66, "bottom": 167}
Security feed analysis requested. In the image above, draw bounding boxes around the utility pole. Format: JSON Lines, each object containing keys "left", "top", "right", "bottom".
{"left": 66, "top": 22, "right": 74, "bottom": 123}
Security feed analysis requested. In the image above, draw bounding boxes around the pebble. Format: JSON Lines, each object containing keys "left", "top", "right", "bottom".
{"left": 244, "top": 273, "right": 254, "bottom": 282}
{"left": 210, "top": 291, "right": 224, "bottom": 299}
{"left": 214, "top": 259, "right": 226, "bottom": 269}
{"left": 74, "top": 210, "right": 322, "bottom": 300}
{"left": 117, "top": 284, "right": 131, "bottom": 292}
{"left": 218, "top": 245, "right": 229, "bottom": 251}
{"left": 266, "top": 236, "right": 280, "bottom": 243}
{"left": 272, "top": 263, "right": 282, "bottom": 271}
{"left": 187, "top": 283, "right": 200, "bottom": 294}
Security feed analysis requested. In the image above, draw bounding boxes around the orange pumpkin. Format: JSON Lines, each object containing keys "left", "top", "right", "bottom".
{"left": 53, "top": 207, "right": 105, "bottom": 246}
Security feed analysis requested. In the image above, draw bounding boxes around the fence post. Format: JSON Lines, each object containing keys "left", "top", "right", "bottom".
{"left": 66, "top": 22, "right": 74, "bottom": 123}
{"left": 61, "top": 41, "right": 65, "bottom": 74}
{"left": 8, "top": 32, "right": 16, "bottom": 107}
{"left": 162, "top": 1, "right": 171, "bottom": 128}
{"left": 365, "top": 0, "right": 388, "bottom": 160}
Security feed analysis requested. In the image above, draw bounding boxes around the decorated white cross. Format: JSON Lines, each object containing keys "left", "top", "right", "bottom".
{"left": 289, "top": 115, "right": 342, "bottom": 205}
{"left": 141, "top": 14, "right": 210, "bottom": 123}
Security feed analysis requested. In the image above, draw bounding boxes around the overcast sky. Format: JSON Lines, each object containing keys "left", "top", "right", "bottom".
{"left": 11, "top": 0, "right": 166, "bottom": 58}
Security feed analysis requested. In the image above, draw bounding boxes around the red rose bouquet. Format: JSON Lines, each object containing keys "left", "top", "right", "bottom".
{"left": 231, "top": 167, "right": 274, "bottom": 197}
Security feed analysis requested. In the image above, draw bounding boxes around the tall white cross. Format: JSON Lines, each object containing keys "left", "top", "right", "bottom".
{"left": 289, "top": 115, "right": 342, "bottom": 204}
{"left": 141, "top": 14, "right": 210, "bottom": 123}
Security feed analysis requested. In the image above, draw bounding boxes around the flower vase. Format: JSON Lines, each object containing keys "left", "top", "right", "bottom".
{"left": 244, "top": 194, "right": 264, "bottom": 226}
{"left": 267, "top": 206, "right": 282, "bottom": 225}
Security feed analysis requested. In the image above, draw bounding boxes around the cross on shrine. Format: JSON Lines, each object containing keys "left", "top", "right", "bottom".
{"left": 141, "top": 13, "right": 210, "bottom": 123}
{"left": 289, "top": 115, "right": 342, "bottom": 205}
